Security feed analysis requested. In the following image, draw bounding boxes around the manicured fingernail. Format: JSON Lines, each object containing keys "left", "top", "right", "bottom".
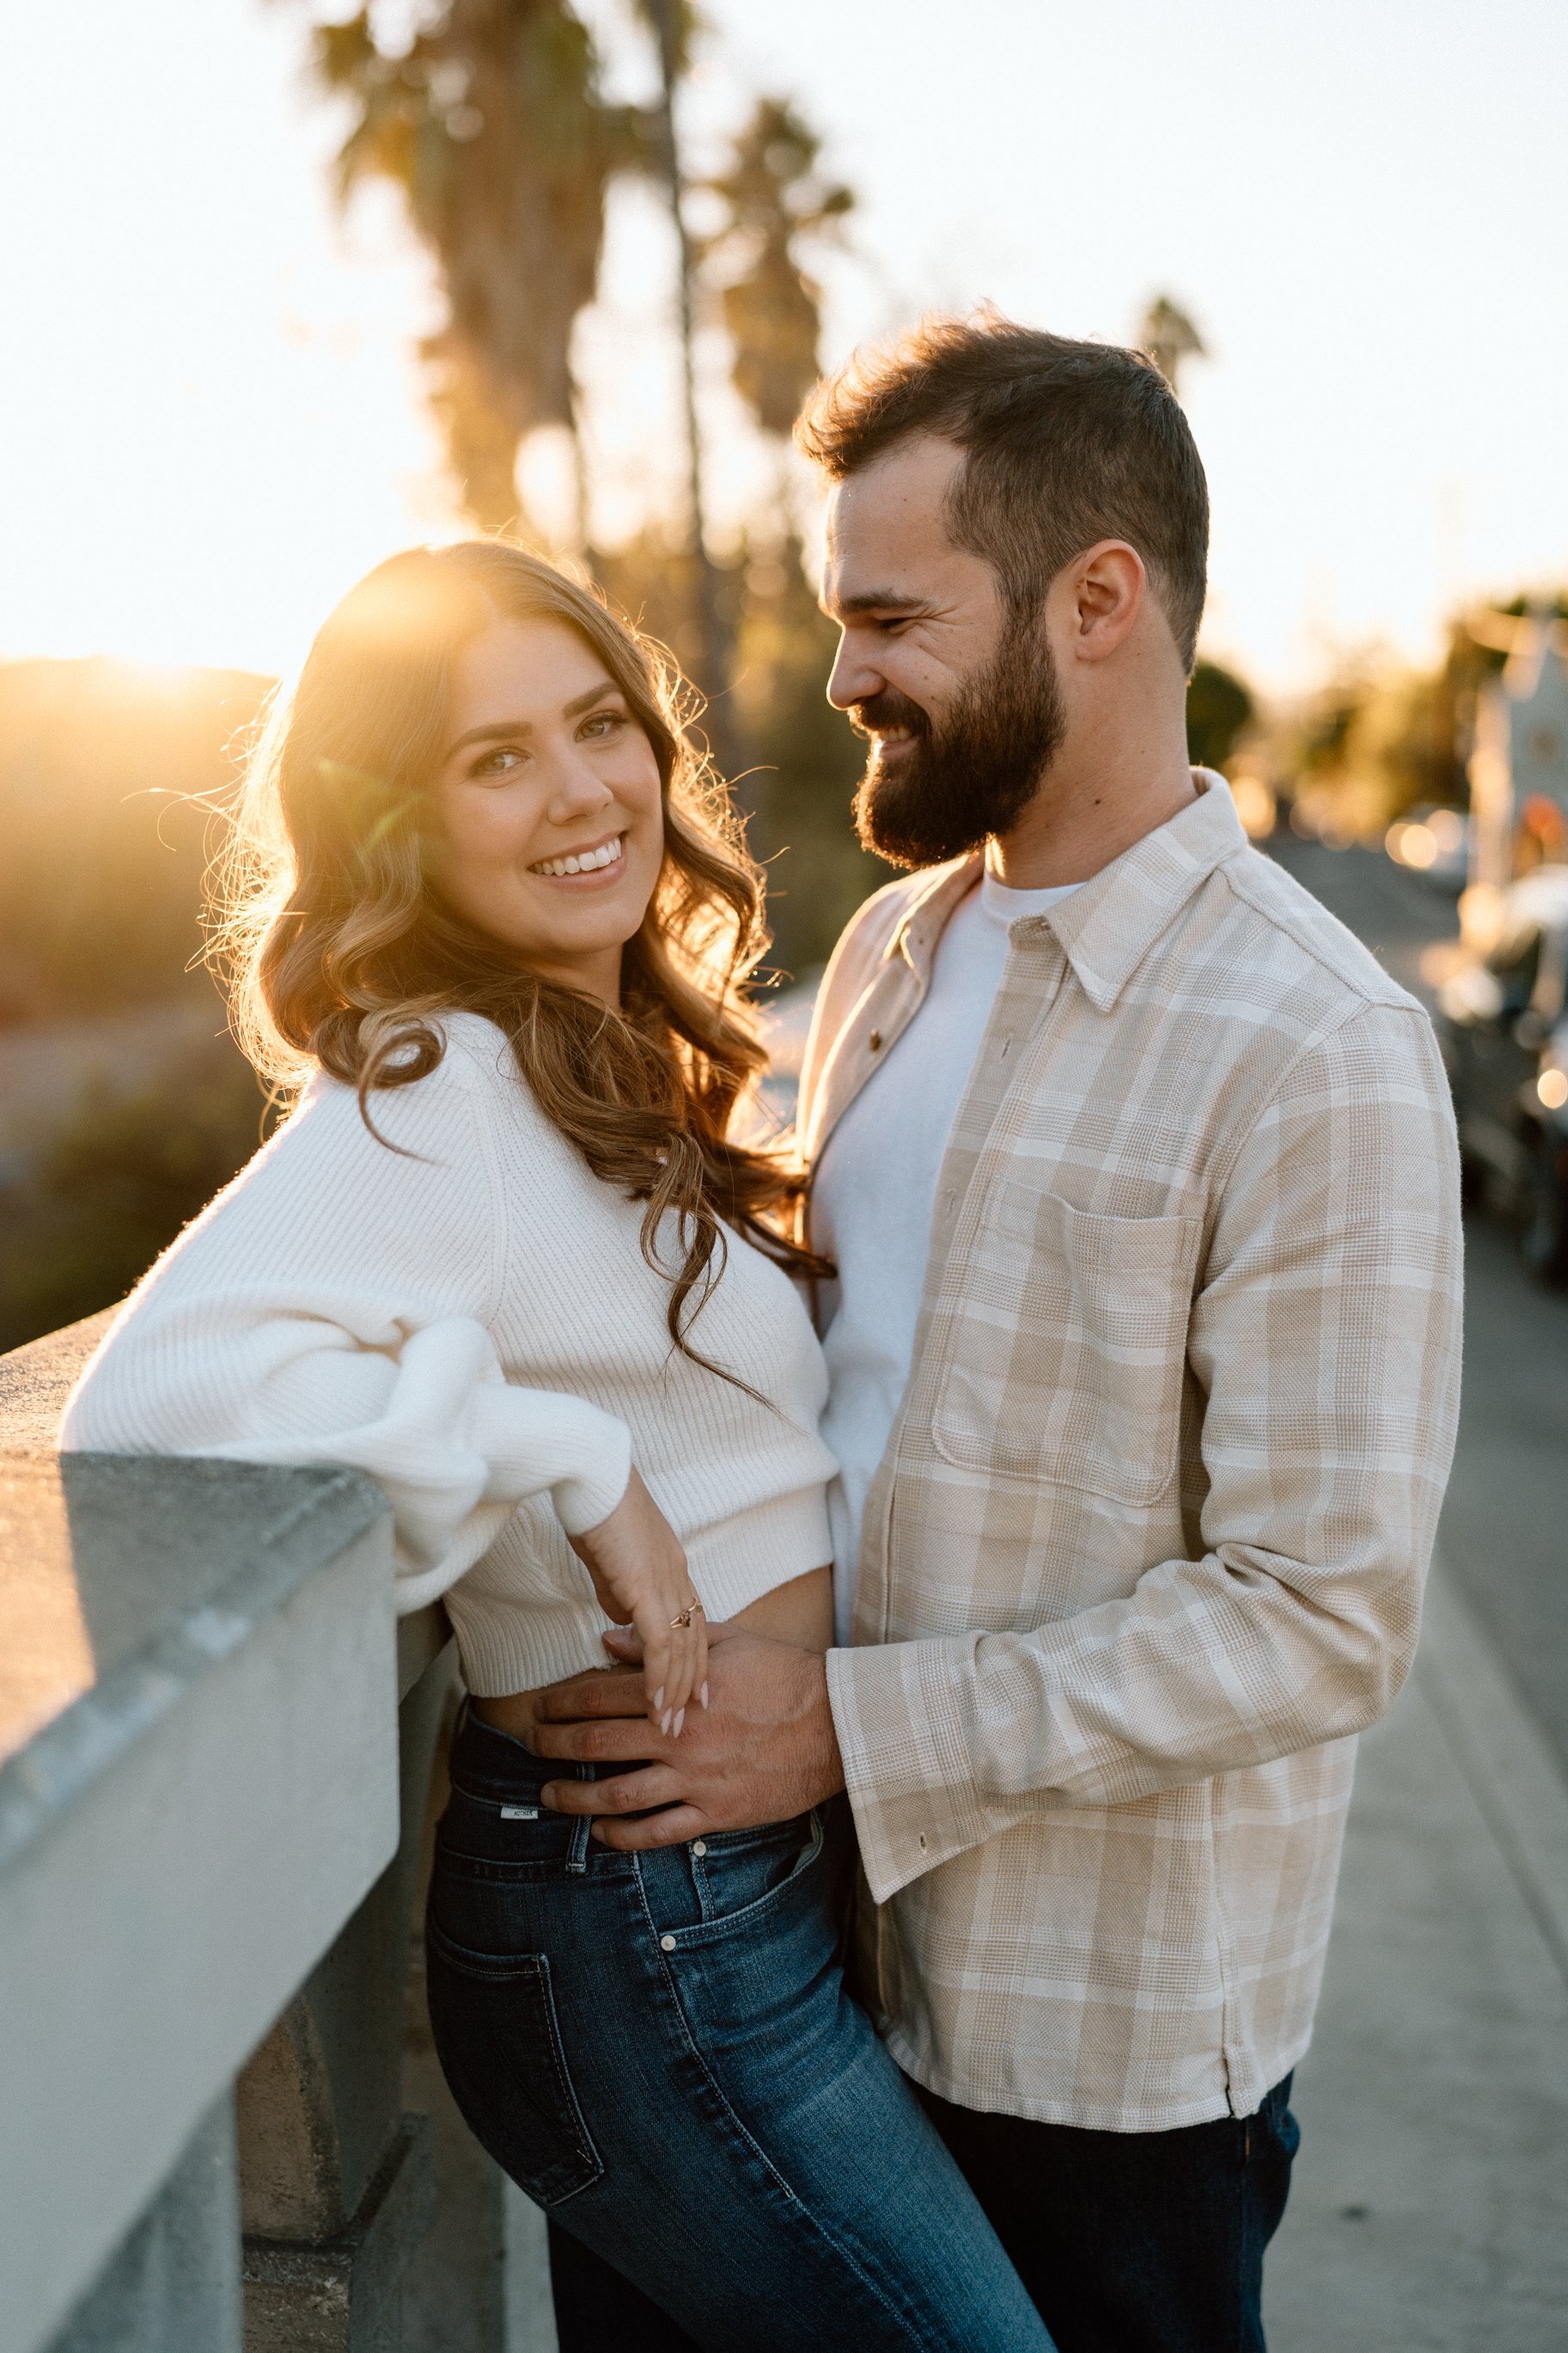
{"left": 654, "top": 1687, "right": 664, "bottom": 1711}
{"left": 674, "top": 1708, "right": 686, "bottom": 1739}
{"left": 660, "top": 1709, "right": 672, "bottom": 1736}
{"left": 700, "top": 1681, "right": 710, "bottom": 1711}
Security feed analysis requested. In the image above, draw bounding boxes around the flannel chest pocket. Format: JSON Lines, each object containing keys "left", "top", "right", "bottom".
{"left": 933, "top": 1182, "right": 1202, "bottom": 1506}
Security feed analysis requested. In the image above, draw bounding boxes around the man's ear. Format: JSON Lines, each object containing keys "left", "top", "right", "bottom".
{"left": 1061, "top": 540, "right": 1145, "bottom": 663}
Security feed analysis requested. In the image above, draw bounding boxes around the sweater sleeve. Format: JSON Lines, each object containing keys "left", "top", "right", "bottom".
{"left": 59, "top": 1041, "right": 632, "bottom": 1613}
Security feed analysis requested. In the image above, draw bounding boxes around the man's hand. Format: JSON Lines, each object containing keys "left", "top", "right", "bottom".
{"left": 531, "top": 1623, "right": 845, "bottom": 1849}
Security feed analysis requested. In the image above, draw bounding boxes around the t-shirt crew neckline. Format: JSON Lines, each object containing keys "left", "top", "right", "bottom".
{"left": 975, "top": 865, "right": 1083, "bottom": 925}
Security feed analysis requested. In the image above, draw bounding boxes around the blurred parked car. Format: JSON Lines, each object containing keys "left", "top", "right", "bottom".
{"left": 1435, "top": 866, "right": 1568, "bottom": 1281}
{"left": 1386, "top": 804, "right": 1471, "bottom": 893}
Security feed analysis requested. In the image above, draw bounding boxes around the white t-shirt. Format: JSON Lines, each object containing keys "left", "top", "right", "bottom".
{"left": 812, "top": 867, "right": 1082, "bottom": 1642}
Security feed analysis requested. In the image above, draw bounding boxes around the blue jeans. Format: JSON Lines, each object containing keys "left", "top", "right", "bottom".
{"left": 919, "top": 2073, "right": 1299, "bottom": 2353}
{"left": 425, "top": 1707, "right": 1053, "bottom": 2352}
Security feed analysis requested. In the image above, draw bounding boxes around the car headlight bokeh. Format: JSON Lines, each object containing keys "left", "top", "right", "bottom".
{"left": 1539, "top": 1030, "right": 1568, "bottom": 1112}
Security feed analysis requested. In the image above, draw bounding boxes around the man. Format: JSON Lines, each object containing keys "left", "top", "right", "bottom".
{"left": 534, "top": 312, "right": 1463, "bottom": 2349}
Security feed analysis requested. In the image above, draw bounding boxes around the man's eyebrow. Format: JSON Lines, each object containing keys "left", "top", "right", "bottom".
{"left": 447, "top": 677, "right": 623, "bottom": 753}
{"left": 819, "top": 588, "right": 936, "bottom": 618}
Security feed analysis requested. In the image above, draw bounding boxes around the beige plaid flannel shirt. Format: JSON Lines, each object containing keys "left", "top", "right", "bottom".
{"left": 802, "top": 777, "right": 1462, "bottom": 2130}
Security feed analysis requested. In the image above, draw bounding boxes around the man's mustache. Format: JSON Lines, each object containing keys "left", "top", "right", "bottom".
{"left": 847, "top": 688, "right": 930, "bottom": 741}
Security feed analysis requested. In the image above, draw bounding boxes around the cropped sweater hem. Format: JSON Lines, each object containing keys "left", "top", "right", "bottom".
{"left": 448, "top": 1482, "right": 834, "bottom": 1694}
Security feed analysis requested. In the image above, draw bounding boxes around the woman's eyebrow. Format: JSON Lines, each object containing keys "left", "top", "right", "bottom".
{"left": 447, "top": 679, "right": 623, "bottom": 755}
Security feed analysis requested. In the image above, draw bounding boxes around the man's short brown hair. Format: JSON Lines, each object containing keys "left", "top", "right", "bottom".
{"left": 796, "top": 307, "right": 1210, "bottom": 671}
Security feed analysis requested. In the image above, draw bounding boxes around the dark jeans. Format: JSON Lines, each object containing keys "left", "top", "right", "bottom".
{"left": 425, "top": 1707, "right": 1052, "bottom": 2352}
{"left": 918, "top": 2073, "right": 1299, "bottom": 2353}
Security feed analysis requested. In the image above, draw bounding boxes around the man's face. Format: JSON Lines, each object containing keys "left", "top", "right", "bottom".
{"left": 820, "top": 434, "right": 1065, "bottom": 868}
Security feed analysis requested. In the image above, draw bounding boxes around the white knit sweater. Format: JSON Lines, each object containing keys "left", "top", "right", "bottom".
{"left": 61, "top": 1012, "right": 838, "bottom": 1691}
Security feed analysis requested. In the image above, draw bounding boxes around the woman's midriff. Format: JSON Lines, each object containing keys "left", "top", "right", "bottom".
{"left": 471, "top": 1563, "right": 833, "bottom": 1745}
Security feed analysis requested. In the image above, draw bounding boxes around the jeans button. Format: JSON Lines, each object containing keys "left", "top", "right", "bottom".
{"left": 692, "top": 1840, "right": 707, "bottom": 1857}
{"left": 660, "top": 1934, "right": 677, "bottom": 1953}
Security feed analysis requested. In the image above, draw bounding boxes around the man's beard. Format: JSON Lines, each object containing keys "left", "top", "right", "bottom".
{"left": 850, "top": 614, "right": 1066, "bottom": 870}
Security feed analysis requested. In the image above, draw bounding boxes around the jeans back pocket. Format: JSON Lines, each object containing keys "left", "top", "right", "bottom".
{"left": 424, "top": 1922, "right": 603, "bottom": 2208}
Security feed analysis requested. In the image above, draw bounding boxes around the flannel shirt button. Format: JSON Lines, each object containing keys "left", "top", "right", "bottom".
{"left": 869, "top": 1029, "right": 883, "bottom": 1051}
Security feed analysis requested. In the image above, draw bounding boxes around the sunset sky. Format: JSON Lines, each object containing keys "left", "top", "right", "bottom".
{"left": 3, "top": 0, "right": 1565, "bottom": 693}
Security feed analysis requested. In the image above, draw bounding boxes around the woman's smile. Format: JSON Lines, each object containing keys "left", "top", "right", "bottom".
{"left": 528, "top": 829, "right": 627, "bottom": 883}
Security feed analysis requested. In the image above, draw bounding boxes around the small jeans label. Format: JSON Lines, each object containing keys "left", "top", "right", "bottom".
{"left": 501, "top": 1806, "right": 540, "bottom": 1820}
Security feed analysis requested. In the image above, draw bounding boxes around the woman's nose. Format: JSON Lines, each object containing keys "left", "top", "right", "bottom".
{"left": 546, "top": 750, "right": 615, "bottom": 823}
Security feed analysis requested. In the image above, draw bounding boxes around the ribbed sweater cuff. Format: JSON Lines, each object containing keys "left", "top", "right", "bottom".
{"left": 467, "top": 1384, "right": 632, "bottom": 1535}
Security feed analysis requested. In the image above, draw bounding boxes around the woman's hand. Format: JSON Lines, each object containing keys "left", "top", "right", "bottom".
{"left": 566, "top": 1468, "right": 707, "bottom": 1736}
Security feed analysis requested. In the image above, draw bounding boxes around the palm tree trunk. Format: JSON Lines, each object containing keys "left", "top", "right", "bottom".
{"left": 565, "top": 385, "right": 599, "bottom": 578}
{"left": 644, "top": 0, "right": 734, "bottom": 773}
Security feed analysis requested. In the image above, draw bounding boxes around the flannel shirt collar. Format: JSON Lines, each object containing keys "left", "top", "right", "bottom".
{"left": 885, "top": 769, "right": 1247, "bottom": 1013}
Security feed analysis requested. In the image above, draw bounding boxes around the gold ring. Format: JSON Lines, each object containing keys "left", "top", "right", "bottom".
{"left": 668, "top": 1598, "right": 703, "bottom": 1629}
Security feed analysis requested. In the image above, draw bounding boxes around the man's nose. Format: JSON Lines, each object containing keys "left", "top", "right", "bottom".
{"left": 827, "top": 633, "right": 884, "bottom": 712}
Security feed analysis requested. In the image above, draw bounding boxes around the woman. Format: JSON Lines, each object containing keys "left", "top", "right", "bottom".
{"left": 61, "top": 542, "right": 1053, "bottom": 2352}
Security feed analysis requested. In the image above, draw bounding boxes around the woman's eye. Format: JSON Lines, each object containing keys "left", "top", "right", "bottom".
{"left": 473, "top": 745, "right": 527, "bottom": 779}
{"left": 579, "top": 709, "right": 625, "bottom": 740}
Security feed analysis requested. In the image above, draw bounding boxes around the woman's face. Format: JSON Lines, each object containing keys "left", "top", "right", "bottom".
{"left": 430, "top": 615, "right": 666, "bottom": 1003}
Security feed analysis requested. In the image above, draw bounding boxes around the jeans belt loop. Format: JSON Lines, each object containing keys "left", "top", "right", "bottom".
{"left": 566, "top": 1759, "right": 593, "bottom": 1873}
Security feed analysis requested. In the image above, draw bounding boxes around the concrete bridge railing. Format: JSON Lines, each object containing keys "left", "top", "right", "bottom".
{"left": 0, "top": 1316, "right": 550, "bottom": 2353}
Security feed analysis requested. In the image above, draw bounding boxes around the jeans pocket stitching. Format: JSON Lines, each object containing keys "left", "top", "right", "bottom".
{"left": 653, "top": 1809, "right": 826, "bottom": 1951}
{"left": 424, "top": 1925, "right": 603, "bottom": 2205}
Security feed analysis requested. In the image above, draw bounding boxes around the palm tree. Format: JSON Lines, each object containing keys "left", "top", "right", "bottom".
{"left": 695, "top": 96, "right": 853, "bottom": 447}
{"left": 306, "top": 3, "right": 652, "bottom": 539}
{"left": 1138, "top": 295, "right": 1205, "bottom": 400}
{"left": 634, "top": 0, "right": 733, "bottom": 746}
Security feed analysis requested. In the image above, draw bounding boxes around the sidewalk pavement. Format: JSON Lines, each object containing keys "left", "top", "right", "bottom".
{"left": 1266, "top": 1554, "right": 1568, "bottom": 2350}
{"left": 501, "top": 1552, "right": 1568, "bottom": 2353}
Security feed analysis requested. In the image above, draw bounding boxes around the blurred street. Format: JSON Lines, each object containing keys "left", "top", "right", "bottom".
{"left": 1266, "top": 834, "right": 1568, "bottom": 1780}
{"left": 1262, "top": 834, "right": 1568, "bottom": 2352}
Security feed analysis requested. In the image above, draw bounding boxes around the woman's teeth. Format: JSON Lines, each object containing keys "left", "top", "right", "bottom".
{"left": 532, "top": 835, "right": 624, "bottom": 878}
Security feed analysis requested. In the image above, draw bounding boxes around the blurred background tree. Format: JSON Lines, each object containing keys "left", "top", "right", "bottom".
{"left": 1186, "top": 657, "right": 1254, "bottom": 773}
{"left": 636, "top": 0, "right": 730, "bottom": 731}
{"left": 1281, "top": 599, "right": 1568, "bottom": 840}
{"left": 1138, "top": 294, "right": 1205, "bottom": 397}
{"left": 305, "top": 0, "right": 654, "bottom": 540}
{"left": 692, "top": 95, "right": 853, "bottom": 449}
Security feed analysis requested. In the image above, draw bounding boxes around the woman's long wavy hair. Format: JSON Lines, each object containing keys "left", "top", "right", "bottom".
{"left": 210, "top": 540, "right": 827, "bottom": 1372}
